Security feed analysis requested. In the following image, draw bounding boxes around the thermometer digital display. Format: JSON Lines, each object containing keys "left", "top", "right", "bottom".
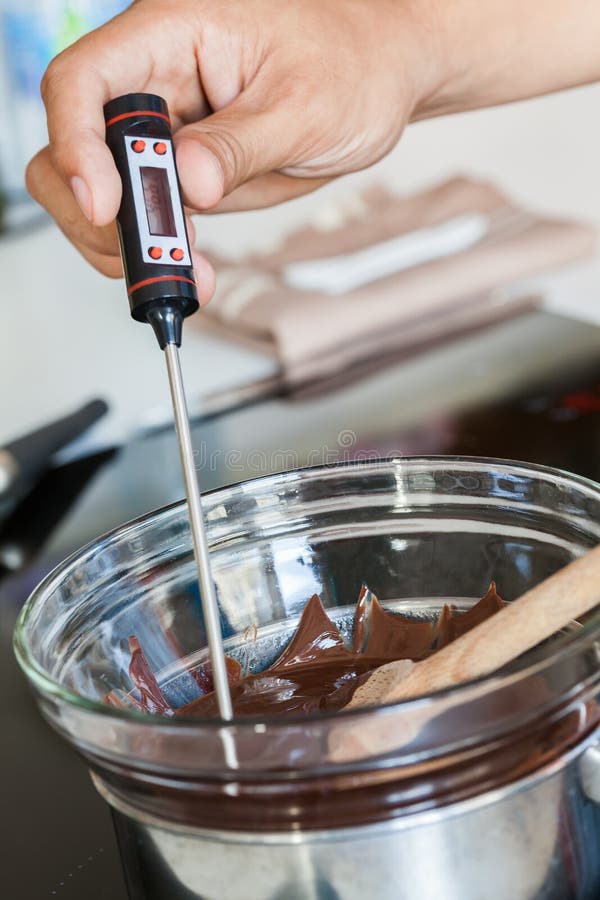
{"left": 140, "top": 166, "right": 177, "bottom": 237}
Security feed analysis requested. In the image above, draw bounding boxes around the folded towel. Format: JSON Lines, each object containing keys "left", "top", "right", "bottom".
{"left": 199, "top": 177, "right": 597, "bottom": 387}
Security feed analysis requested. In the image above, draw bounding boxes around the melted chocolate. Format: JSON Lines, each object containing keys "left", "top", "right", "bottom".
{"left": 109, "top": 585, "right": 505, "bottom": 718}
{"left": 99, "top": 586, "right": 600, "bottom": 836}
{"left": 127, "top": 636, "right": 173, "bottom": 716}
{"left": 434, "top": 582, "right": 504, "bottom": 649}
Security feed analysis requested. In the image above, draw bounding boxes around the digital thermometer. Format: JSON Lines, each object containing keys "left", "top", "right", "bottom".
{"left": 104, "top": 94, "right": 234, "bottom": 725}
{"left": 104, "top": 92, "right": 198, "bottom": 345}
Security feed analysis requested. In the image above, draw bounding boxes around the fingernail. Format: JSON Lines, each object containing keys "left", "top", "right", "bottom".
{"left": 70, "top": 176, "right": 93, "bottom": 221}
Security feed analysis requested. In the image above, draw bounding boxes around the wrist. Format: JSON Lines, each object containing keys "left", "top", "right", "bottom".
{"left": 370, "top": 0, "right": 455, "bottom": 124}
{"left": 407, "top": 0, "right": 512, "bottom": 121}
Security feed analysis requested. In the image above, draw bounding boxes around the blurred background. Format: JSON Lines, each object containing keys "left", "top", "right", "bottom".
{"left": 2, "top": 5, "right": 600, "bottom": 899}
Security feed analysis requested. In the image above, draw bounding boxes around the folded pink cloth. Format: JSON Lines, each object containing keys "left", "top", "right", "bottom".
{"left": 198, "top": 177, "right": 597, "bottom": 386}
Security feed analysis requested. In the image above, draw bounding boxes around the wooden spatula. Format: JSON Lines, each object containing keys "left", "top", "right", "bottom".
{"left": 348, "top": 542, "right": 600, "bottom": 710}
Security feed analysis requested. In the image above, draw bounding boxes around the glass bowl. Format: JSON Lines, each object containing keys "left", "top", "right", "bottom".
{"left": 14, "top": 458, "right": 600, "bottom": 900}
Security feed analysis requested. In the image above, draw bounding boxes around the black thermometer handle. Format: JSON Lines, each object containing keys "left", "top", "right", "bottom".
{"left": 104, "top": 93, "right": 198, "bottom": 347}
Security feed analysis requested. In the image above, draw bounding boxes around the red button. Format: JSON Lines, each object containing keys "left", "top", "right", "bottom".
{"left": 170, "top": 248, "right": 185, "bottom": 261}
{"left": 148, "top": 246, "right": 163, "bottom": 260}
{"left": 131, "top": 140, "right": 146, "bottom": 153}
{"left": 153, "top": 142, "right": 167, "bottom": 155}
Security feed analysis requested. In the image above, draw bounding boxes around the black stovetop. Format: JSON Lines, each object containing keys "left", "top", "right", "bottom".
{"left": 4, "top": 310, "right": 600, "bottom": 900}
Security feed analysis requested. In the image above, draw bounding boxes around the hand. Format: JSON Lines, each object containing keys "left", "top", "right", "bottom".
{"left": 26, "top": 0, "right": 431, "bottom": 302}
{"left": 27, "top": 0, "right": 600, "bottom": 303}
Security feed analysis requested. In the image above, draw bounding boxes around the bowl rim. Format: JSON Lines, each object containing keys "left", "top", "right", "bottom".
{"left": 13, "top": 455, "right": 600, "bottom": 730}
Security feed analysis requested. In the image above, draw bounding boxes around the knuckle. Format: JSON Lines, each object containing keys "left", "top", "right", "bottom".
{"left": 39, "top": 65, "right": 53, "bottom": 104}
{"left": 206, "top": 127, "right": 250, "bottom": 188}
{"left": 222, "top": 130, "right": 250, "bottom": 184}
{"left": 48, "top": 139, "right": 81, "bottom": 179}
{"left": 40, "top": 52, "right": 69, "bottom": 103}
{"left": 48, "top": 142, "right": 71, "bottom": 177}
{"left": 278, "top": 71, "right": 314, "bottom": 107}
{"left": 24, "top": 152, "right": 45, "bottom": 200}
{"left": 82, "top": 224, "right": 119, "bottom": 258}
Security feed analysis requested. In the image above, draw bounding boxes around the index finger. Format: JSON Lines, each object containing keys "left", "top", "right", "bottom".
{"left": 40, "top": 7, "right": 158, "bottom": 226}
{"left": 42, "top": 51, "right": 120, "bottom": 226}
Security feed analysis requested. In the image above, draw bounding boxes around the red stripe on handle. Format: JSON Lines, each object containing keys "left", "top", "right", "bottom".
{"left": 105, "top": 109, "right": 171, "bottom": 128}
{"left": 127, "top": 275, "right": 196, "bottom": 296}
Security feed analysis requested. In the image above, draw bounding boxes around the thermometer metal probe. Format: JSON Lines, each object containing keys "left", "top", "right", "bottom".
{"left": 104, "top": 93, "right": 234, "bottom": 721}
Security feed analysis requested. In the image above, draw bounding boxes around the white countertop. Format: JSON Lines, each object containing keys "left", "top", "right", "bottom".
{"left": 2, "top": 82, "right": 600, "bottom": 451}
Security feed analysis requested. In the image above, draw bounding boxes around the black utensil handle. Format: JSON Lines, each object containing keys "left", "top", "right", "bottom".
{"left": 0, "top": 447, "right": 116, "bottom": 573}
{"left": 0, "top": 398, "right": 109, "bottom": 508}
{"left": 4, "top": 399, "right": 109, "bottom": 489}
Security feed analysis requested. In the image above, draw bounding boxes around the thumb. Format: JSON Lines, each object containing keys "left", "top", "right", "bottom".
{"left": 175, "top": 95, "right": 299, "bottom": 210}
